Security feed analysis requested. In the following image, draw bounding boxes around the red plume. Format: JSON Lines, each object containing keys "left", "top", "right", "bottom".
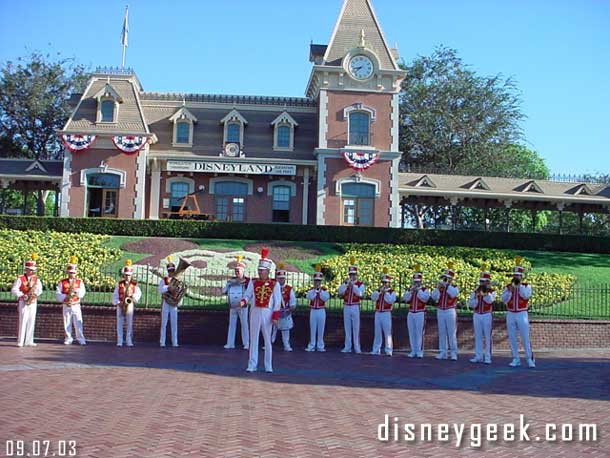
{"left": 261, "top": 247, "right": 269, "bottom": 259}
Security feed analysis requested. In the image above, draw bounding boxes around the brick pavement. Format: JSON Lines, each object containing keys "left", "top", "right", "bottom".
{"left": 0, "top": 340, "right": 608, "bottom": 457}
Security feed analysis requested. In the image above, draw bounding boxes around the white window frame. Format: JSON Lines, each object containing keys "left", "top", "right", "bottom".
{"left": 80, "top": 167, "right": 127, "bottom": 188}
{"left": 267, "top": 180, "right": 297, "bottom": 197}
{"left": 94, "top": 83, "right": 123, "bottom": 124}
{"left": 335, "top": 176, "right": 381, "bottom": 198}
{"left": 220, "top": 109, "right": 248, "bottom": 146}
{"left": 209, "top": 177, "right": 253, "bottom": 196}
{"left": 165, "top": 176, "right": 195, "bottom": 195}
{"left": 169, "top": 107, "right": 197, "bottom": 148}
{"left": 271, "top": 111, "right": 298, "bottom": 152}
{"left": 98, "top": 97, "right": 118, "bottom": 124}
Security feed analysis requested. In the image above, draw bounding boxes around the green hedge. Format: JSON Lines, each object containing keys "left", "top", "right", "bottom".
{"left": 1, "top": 215, "right": 609, "bottom": 253}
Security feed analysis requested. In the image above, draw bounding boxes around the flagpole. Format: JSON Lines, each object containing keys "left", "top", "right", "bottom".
{"left": 121, "top": 5, "right": 129, "bottom": 69}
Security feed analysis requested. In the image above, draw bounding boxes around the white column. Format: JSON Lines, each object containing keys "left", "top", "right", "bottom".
{"left": 318, "top": 89, "right": 328, "bottom": 149}
{"left": 133, "top": 146, "right": 147, "bottom": 219}
{"left": 60, "top": 151, "right": 72, "bottom": 217}
{"left": 149, "top": 160, "right": 161, "bottom": 220}
{"left": 316, "top": 155, "right": 326, "bottom": 226}
{"left": 302, "top": 167, "right": 310, "bottom": 225}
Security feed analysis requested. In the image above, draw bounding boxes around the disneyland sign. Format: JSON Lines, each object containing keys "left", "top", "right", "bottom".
{"left": 166, "top": 160, "right": 297, "bottom": 176}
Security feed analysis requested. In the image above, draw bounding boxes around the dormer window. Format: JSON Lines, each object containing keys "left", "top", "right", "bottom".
{"left": 93, "top": 83, "right": 123, "bottom": 124}
{"left": 169, "top": 106, "right": 197, "bottom": 147}
{"left": 271, "top": 111, "right": 298, "bottom": 151}
{"left": 221, "top": 109, "right": 248, "bottom": 146}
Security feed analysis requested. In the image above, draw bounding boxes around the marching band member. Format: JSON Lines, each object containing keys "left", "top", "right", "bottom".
{"left": 244, "top": 248, "right": 282, "bottom": 373}
{"left": 468, "top": 263, "right": 496, "bottom": 364}
{"left": 271, "top": 263, "right": 297, "bottom": 352}
{"left": 501, "top": 257, "right": 535, "bottom": 368}
{"left": 370, "top": 268, "right": 396, "bottom": 356}
{"left": 55, "top": 256, "right": 87, "bottom": 345}
{"left": 305, "top": 265, "right": 330, "bottom": 352}
{"left": 158, "top": 256, "right": 182, "bottom": 348}
{"left": 403, "top": 264, "right": 430, "bottom": 358}
{"left": 431, "top": 262, "right": 459, "bottom": 361}
{"left": 112, "top": 259, "right": 142, "bottom": 347}
{"left": 338, "top": 256, "right": 365, "bottom": 354}
{"left": 222, "top": 256, "right": 250, "bottom": 350}
{"left": 11, "top": 253, "right": 43, "bottom": 347}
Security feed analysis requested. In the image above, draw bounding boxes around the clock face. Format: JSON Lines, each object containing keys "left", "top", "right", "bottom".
{"left": 349, "top": 55, "right": 374, "bottom": 80}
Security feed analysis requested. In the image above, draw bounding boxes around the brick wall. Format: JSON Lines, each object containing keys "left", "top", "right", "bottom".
{"left": 2, "top": 303, "right": 609, "bottom": 350}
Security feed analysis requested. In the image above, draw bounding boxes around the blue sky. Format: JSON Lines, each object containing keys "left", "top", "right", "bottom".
{"left": 0, "top": 0, "right": 608, "bottom": 174}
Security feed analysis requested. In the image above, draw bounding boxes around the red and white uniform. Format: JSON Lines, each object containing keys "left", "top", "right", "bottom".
{"left": 501, "top": 283, "right": 534, "bottom": 363}
{"left": 403, "top": 287, "right": 430, "bottom": 357}
{"left": 338, "top": 280, "right": 365, "bottom": 353}
{"left": 272, "top": 283, "right": 297, "bottom": 351}
{"left": 306, "top": 286, "right": 330, "bottom": 351}
{"left": 370, "top": 287, "right": 396, "bottom": 355}
{"left": 245, "top": 278, "right": 282, "bottom": 372}
{"left": 468, "top": 287, "right": 496, "bottom": 363}
{"left": 11, "top": 274, "right": 43, "bottom": 347}
{"left": 112, "top": 279, "right": 142, "bottom": 346}
{"left": 431, "top": 284, "right": 459, "bottom": 359}
{"left": 222, "top": 277, "right": 250, "bottom": 349}
{"left": 56, "top": 278, "right": 87, "bottom": 345}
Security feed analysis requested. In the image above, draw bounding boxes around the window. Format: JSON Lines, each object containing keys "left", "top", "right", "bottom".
{"left": 272, "top": 185, "right": 291, "bottom": 223}
{"left": 101, "top": 100, "right": 115, "bottom": 122}
{"left": 213, "top": 181, "right": 248, "bottom": 222}
{"left": 216, "top": 197, "right": 228, "bottom": 222}
{"left": 349, "top": 112, "right": 370, "bottom": 145}
{"left": 214, "top": 181, "right": 249, "bottom": 196}
{"left": 276, "top": 126, "right": 291, "bottom": 148}
{"left": 341, "top": 182, "right": 375, "bottom": 226}
{"left": 226, "top": 123, "right": 240, "bottom": 143}
{"left": 86, "top": 173, "right": 120, "bottom": 218}
{"left": 170, "top": 181, "right": 190, "bottom": 211}
{"left": 176, "top": 121, "right": 190, "bottom": 144}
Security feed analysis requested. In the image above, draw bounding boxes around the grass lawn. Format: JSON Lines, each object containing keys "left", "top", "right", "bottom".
{"left": 523, "top": 250, "right": 610, "bottom": 286}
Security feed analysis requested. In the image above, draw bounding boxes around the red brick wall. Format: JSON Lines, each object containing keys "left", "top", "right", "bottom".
{"left": 68, "top": 148, "right": 139, "bottom": 218}
{"left": 325, "top": 91, "right": 393, "bottom": 151}
{"left": 2, "top": 303, "right": 608, "bottom": 350}
{"left": 322, "top": 157, "right": 392, "bottom": 226}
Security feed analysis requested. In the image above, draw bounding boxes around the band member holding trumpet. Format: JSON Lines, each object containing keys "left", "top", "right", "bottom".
{"left": 338, "top": 256, "right": 365, "bottom": 354}
{"left": 501, "top": 256, "right": 535, "bottom": 368}
{"left": 370, "top": 268, "right": 396, "bottom": 356}
{"left": 305, "top": 265, "right": 330, "bottom": 352}
{"left": 431, "top": 262, "right": 459, "bottom": 361}
{"left": 403, "top": 264, "right": 430, "bottom": 358}
{"left": 11, "top": 253, "right": 43, "bottom": 347}
{"left": 222, "top": 255, "right": 250, "bottom": 350}
{"left": 55, "top": 256, "right": 87, "bottom": 345}
{"left": 112, "top": 259, "right": 142, "bottom": 347}
{"left": 244, "top": 248, "right": 282, "bottom": 373}
{"left": 468, "top": 263, "right": 496, "bottom": 364}
{"left": 271, "top": 263, "right": 297, "bottom": 352}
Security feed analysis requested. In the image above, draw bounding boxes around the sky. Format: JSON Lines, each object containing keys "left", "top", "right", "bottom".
{"left": 0, "top": 0, "right": 608, "bottom": 175}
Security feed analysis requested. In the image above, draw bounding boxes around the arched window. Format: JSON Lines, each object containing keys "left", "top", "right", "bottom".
{"left": 86, "top": 172, "right": 121, "bottom": 218}
{"left": 272, "top": 185, "right": 291, "bottom": 222}
{"left": 101, "top": 100, "right": 116, "bottom": 122}
{"left": 349, "top": 112, "right": 370, "bottom": 146}
{"left": 226, "top": 123, "right": 241, "bottom": 143}
{"left": 341, "top": 182, "right": 375, "bottom": 226}
{"left": 170, "top": 181, "right": 190, "bottom": 211}
{"left": 213, "top": 181, "right": 249, "bottom": 222}
{"left": 175, "top": 121, "right": 190, "bottom": 144}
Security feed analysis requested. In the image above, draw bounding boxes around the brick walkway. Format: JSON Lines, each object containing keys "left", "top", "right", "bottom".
{"left": 0, "top": 340, "right": 608, "bottom": 457}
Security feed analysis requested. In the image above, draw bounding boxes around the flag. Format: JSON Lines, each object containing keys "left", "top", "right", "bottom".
{"left": 121, "top": 6, "right": 129, "bottom": 47}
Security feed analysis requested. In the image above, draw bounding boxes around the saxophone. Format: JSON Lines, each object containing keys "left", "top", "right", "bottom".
{"left": 24, "top": 276, "right": 37, "bottom": 305}
{"left": 66, "top": 278, "right": 78, "bottom": 305}
{"left": 121, "top": 281, "right": 135, "bottom": 316}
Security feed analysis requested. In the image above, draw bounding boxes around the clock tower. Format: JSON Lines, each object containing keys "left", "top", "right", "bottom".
{"left": 307, "top": 0, "right": 405, "bottom": 228}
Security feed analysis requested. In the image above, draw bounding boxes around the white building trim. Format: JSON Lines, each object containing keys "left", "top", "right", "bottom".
{"left": 267, "top": 180, "right": 297, "bottom": 197}
{"left": 165, "top": 176, "right": 195, "bottom": 194}
{"left": 79, "top": 167, "right": 127, "bottom": 188}
{"left": 302, "top": 167, "right": 310, "bottom": 225}
{"left": 391, "top": 93, "right": 400, "bottom": 152}
{"left": 209, "top": 176, "right": 253, "bottom": 195}
{"left": 316, "top": 155, "right": 327, "bottom": 225}
{"left": 60, "top": 152, "right": 72, "bottom": 216}
{"left": 133, "top": 146, "right": 147, "bottom": 219}
{"left": 335, "top": 175, "right": 381, "bottom": 198}
{"left": 389, "top": 157, "right": 400, "bottom": 227}
{"left": 149, "top": 160, "right": 161, "bottom": 220}
{"left": 318, "top": 89, "right": 328, "bottom": 149}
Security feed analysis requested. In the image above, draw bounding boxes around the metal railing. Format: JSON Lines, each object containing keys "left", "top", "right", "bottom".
{"left": 1, "top": 268, "right": 608, "bottom": 320}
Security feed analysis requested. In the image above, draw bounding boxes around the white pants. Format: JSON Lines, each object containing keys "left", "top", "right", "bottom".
{"left": 437, "top": 308, "right": 458, "bottom": 357}
{"left": 271, "top": 326, "right": 291, "bottom": 349}
{"left": 372, "top": 311, "right": 392, "bottom": 354}
{"left": 17, "top": 301, "right": 37, "bottom": 346}
{"left": 473, "top": 313, "right": 492, "bottom": 361}
{"left": 226, "top": 306, "right": 249, "bottom": 348}
{"left": 407, "top": 312, "right": 425, "bottom": 356}
{"left": 248, "top": 307, "right": 273, "bottom": 371}
{"left": 116, "top": 304, "right": 134, "bottom": 346}
{"left": 63, "top": 304, "right": 86, "bottom": 343}
{"left": 160, "top": 302, "right": 178, "bottom": 346}
{"left": 506, "top": 311, "right": 534, "bottom": 361}
{"left": 307, "top": 308, "right": 326, "bottom": 350}
{"left": 343, "top": 305, "right": 361, "bottom": 352}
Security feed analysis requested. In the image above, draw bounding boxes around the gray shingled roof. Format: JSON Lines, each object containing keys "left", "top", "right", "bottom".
{"left": 324, "top": 0, "right": 398, "bottom": 70}
{"left": 0, "top": 159, "right": 63, "bottom": 177}
{"left": 399, "top": 173, "right": 610, "bottom": 204}
{"left": 141, "top": 92, "right": 316, "bottom": 108}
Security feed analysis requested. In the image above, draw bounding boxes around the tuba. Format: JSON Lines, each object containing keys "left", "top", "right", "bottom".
{"left": 163, "top": 258, "right": 192, "bottom": 307}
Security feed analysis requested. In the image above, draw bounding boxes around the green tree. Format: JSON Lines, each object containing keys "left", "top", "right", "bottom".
{"left": 0, "top": 52, "right": 87, "bottom": 215}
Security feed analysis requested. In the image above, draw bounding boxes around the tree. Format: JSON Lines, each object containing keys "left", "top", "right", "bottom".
{"left": 0, "top": 52, "right": 88, "bottom": 214}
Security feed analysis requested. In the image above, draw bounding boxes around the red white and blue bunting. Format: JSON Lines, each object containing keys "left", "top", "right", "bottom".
{"left": 61, "top": 134, "right": 96, "bottom": 153}
{"left": 342, "top": 150, "right": 380, "bottom": 171}
{"left": 112, "top": 135, "right": 148, "bottom": 154}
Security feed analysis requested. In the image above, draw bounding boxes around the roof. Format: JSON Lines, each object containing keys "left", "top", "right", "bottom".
{"left": 0, "top": 159, "right": 63, "bottom": 178}
{"left": 323, "top": 0, "right": 398, "bottom": 70}
{"left": 398, "top": 173, "right": 610, "bottom": 206}
{"left": 140, "top": 92, "right": 316, "bottom": 108}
